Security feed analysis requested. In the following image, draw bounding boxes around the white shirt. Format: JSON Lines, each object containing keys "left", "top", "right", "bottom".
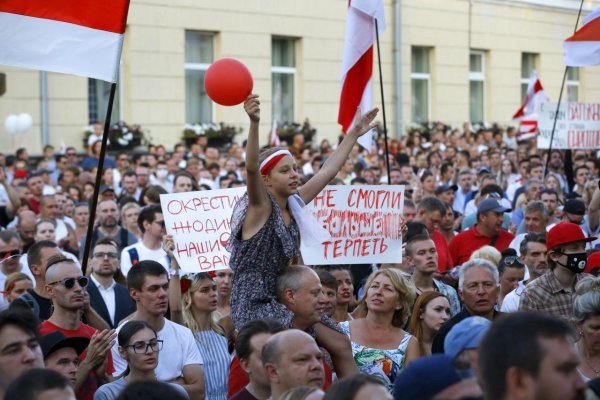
{"left": 120, "top": 241, "right": 168, "bottom": 278}
{"left": 90, "top": 274, "right": 117, "bottom": 326}
{"left": 501, "top": 281, "right": 526, "bottom": 313}
{"left": 19, "top": 250, "right": 81, "bottom": 277}
{"left": 111, "top": 318, "right": 203, "bottom": 380}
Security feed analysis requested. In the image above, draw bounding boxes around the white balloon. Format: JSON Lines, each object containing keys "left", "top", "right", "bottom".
{"left": 4, "top": 114, "right": 19, "bottom": 135}
{"left": 16, "top": 113, "right": 33, "bottom": 133}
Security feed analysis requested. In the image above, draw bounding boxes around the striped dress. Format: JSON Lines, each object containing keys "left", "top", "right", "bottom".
{"left": 194, "top": 330, "right": 230, "bottom": 400}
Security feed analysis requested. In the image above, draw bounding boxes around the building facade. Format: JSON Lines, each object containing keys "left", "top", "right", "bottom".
{"left": 1, "top": 0, "right": 598, "bottom": 153}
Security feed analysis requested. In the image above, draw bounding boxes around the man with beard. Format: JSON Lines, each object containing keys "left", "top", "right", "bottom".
{"left": 501, "top": 233, "right": 548, "bottom": 312}
{"left": 80, "top": 199, "right": 137, "bottom": 259}
{"left": 40, "top": 256, "right": 116, "bottom": 400}
{"left": 87, "top": 238, "right": 135, "bottom": 329}
{"left": 16, "top": 210, "right": 36, "bottom": 253}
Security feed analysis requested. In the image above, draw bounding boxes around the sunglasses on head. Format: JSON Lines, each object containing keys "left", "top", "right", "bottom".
{"left": 48, "top": 276, "right": 88, "bottom": 290}
{"left": 1, "top": 249, "right": 21, "bottom": 261}
{"left": 179, "top": 272, "right": 215, "bottom": 294}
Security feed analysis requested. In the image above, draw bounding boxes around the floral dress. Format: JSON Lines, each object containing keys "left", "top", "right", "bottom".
{"left": 339, "top": 321, "right": 413, "bottom": 391}
{"left": 227, "top": 193, "right": 300, "bottom": 330}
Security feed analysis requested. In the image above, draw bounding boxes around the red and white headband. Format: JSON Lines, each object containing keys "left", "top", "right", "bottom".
{"left": 260, "top": 150, "right": 292, "bottom": 176}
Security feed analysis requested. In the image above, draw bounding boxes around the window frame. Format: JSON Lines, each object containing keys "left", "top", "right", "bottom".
{"left": 184, "top": 31, "right": 215, "bottom": 124}
{"left": 469, "top": 50, "right": 486, "bottom": 123}
{"left": 271, "top": 37, "right": 297, "bottom": 124}
{"left": 410, "top": 46, "right": 431, "bottom": 124}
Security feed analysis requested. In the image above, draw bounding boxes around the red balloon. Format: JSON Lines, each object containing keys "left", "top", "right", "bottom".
{"left": 204, "top": 58, "right": 254, "bottom": 106}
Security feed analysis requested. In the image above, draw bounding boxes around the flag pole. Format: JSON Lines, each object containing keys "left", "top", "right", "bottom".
{"left": 544, "top": 0, "right": 584, "bottom": 178}
{"left": 81, "top": 82, "right": 117, "bottom": 275}
{"left": 375, "top": 18, "right": 391, "bottom": 185}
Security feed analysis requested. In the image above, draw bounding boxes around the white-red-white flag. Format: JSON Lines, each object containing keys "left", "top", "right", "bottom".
{"left": 512, "top": 70, "right": 548, "bottom": 120}
{"left": 0, "top": 0, "right": 130, "bottom": 82}
{"left": 518, "top": 117, "right": 538, "bottom": 141}
{"left": 338, "top": 0, "right": 385, "bottom": 149}
{"left": 270, "top": 119, "right": 280, "bottom": 147}
{"left": 564, "top": 7, "right": 600, "bottom": 66}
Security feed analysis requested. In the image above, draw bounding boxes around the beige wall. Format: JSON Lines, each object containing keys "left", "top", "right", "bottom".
{"left": 0, "top": 0, "right": 598, "bottom": 154}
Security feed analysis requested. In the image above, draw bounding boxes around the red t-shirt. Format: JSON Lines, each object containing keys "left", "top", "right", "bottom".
{"left": 432, "top": 230, "right": 453, "bottom": 273}
{"left": 40, "top": 320, "right": 114, "bottom": 400}
{"left": 449, "top": 225, "right": 515, "bottom": 267}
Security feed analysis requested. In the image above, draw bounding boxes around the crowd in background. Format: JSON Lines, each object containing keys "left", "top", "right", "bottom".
{"left": 0, "top": 116, "right": 599, "bottom": 400}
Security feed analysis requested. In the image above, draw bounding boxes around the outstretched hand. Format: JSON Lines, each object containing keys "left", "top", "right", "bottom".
{"left": 350, "top": 107, "right": 379, "bottom": 137}
{"left": 244, "top": 94, "right": 260, "bottom": 123}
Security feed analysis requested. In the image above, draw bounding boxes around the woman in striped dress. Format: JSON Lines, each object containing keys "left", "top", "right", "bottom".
{"left": 178, "top": 272, "right": 230, "bottom": 400}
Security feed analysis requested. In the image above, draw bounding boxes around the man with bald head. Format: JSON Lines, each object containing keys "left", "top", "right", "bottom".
{"left": 262, "top": 329, "right": 325, "bottom": 400}
{"left": 276, "top": 265, "right": 325, "bottom": 330}
{"left": 39, "top": 256, "right": 115, "bottom": 400}
{"left": 16, "top": 210, "right": 36, "bottom": 253}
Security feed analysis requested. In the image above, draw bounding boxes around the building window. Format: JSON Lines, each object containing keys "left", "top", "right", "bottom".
{"left": 272, "top": 37, "right": 296, "bottom": 123}
{"left": 411, "top": 47, "right": 430, "bottom": 123}
{"left": 185, "top": 31, "right": 213, "bottom": 123}
{"left": 567, "top": 67, "right": 579, "bottom": 102}
{"left": 521, "top": 53, "right": 538, "bottom": 102}
{"left": 469, "top": 51, "right": 485, "bottom": 123}
{"left": 88, "top": 79, "right": 120, "bottom": 124}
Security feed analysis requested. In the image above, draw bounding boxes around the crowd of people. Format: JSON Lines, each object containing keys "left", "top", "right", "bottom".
{"left": 0, "top": 93, "right": 599, "bottom": 400}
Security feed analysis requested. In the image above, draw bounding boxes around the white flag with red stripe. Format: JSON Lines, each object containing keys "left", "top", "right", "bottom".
{"left": 512, "top": 70, "right": 548, "bottom": 120}
{"left": 518, "top": 117, "right": 538, "bottom": 141}
{"left": 0, "top": 0, "right": 130, "bottom": 82}
{"left": 564, "top": 7, "right": 600, "bottom": 66}
{"left": 270, "top": 119, "right": 280, "bottom": 147}
{"left": 338, "top": 0, "right": 385, "bottom": 149}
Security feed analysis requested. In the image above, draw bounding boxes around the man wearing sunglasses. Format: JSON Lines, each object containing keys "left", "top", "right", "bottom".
{"left": 39, "top": 255, "right": 116, "bottom": 400}
{"left": 0, "top": 230, "right": 30, "bottom": 311}
{"left": 120, "top": 205, "right": 168, "bottom": 278}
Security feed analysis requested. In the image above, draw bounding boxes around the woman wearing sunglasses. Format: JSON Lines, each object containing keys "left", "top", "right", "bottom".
{"left": 226, "top": 95, "right": 378, "bottom": 377}
{"left": 93, "top": 320, "right": 189, "bottom": 400}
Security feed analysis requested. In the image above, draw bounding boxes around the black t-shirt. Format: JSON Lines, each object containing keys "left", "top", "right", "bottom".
{"left": 10, "top": 289, "right": 53, "bottom": 320}
{"left": 230, "top": 388, "right": 259, "bottom": 400}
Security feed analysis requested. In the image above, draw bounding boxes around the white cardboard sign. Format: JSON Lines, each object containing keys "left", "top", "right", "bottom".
{"left": 538, "top": 102, "right": 600, "bottom": 149}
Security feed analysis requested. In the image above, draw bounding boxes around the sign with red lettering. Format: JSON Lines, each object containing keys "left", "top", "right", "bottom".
{"left": 300, "top": 185, "right": 405, "bottom": 265}
{"left": 159, "top": 187, "right": 246, "bottom": 273}
{"left": 538, "top": 102, "right": 600, "bottom": 149}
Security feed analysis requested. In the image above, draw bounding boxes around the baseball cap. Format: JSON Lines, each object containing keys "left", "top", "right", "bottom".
{"left": 477, "top": 198, "right": 511, "bottom": 214}
{"left": 393, "top": 355, "right": 463, "bottom": 400}
{"left": 99, "top": 185, "right": 115, "bottom": 194}
{"left": 444, "top": 316, "right": 492, "bottom": 360}
{"left": 13, "top": 169, "right": 28, "bottom": 179}
{"left": 546, "top": 222, "right": 596, "bottom": 250}
{"left": 477, "top": 166, "right": 491, "bottom": 175}
{"left": 563, "top": 199, "right": 586, "bottom": 216}
{"left": 585, "top": 252, "right": 600, "bottom": 274}
{"left": 435, "top": 184, "right": 458, "bottom": 195}
{"left": 40, "top": 332, "right": 90, "bottom": 359}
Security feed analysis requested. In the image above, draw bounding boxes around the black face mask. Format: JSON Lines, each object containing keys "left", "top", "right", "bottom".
{"left": 555, "top": 251, "right": 587, "bottom": 273}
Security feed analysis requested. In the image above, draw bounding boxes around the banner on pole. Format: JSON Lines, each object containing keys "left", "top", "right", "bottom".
{"left": 538, "top": 102, "right": 600, "bottom": 149}
{"left": 300, "top": 185, "right": 405, "bottom": 265}
{"left": 160, "top": 188, "right": 246, "bottom": 273}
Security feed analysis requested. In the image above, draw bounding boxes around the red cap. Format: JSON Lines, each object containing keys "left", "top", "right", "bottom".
{"left": 13, "top": 169, "right": 28, "bottom": 179}
{"left": 585, "top": 252, "right": 600, "bottom": 273}
{"left": 547, "top": 222, "right": 596, "bottom": 250}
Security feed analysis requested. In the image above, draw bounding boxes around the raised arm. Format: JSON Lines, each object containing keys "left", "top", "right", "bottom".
{"left": 241, "top": 95, "right": 272, "bottom": 239}
{"left": 299, "top": 107, "right": 378, "bottom": 204}
{"left": 163, "top": 235, "right": 183, "bottom": 325}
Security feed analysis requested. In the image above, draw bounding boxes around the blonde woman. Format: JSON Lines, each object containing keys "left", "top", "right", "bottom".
{"left": 120, "top": 202, "right": 142, "bottom": 240}
{"left": 469, "top": 245, "right": 502, "bottom": 266}
{"left": 2, "top": 272, "right": 33, "bottom": 304}
{"left": 165, "top": 236, "right": 229, "bottom": 400}
{"left": 341, "top": 269, "right": 419, "bottom": 391}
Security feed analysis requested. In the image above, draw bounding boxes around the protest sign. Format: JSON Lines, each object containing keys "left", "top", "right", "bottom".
{"left": 300, "top": 185, "right": 404, "bottom": 265}
{"left": 538, "top": 102, "right": 600, "bottom": 149}
{"left": 160, "top": 187, "right": 246, "bottom": 273}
